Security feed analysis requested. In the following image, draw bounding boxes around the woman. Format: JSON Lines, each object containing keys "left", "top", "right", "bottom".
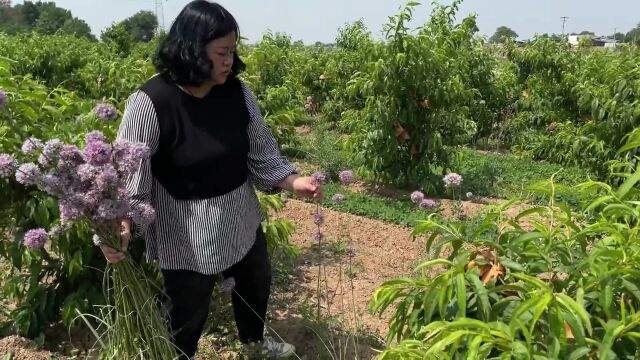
{"left": 98, "top": 1, "right": 321, "bottom": 358}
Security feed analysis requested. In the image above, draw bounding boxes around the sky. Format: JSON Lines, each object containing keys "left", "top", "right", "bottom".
{"left": 11, "top": 0, "right": 640, "bottom": 43}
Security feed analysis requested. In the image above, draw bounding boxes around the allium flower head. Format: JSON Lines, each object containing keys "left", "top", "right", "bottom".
{"left": 16, "top": 163, "right": 42, "bottom": 186}
{"left": 410, "top": 191, "right": 424, "bottom": 204}
{"left": 332, "top": 193, "right": 345, "bottom": 204}
{"left": 23, "top": 229, "right": 47, "bottom": 250}
{"left": 0, "top": 153, "right": 17, "bottom": 178}
{"left": 221, "top": 277, "right": 236, "bottom": 292}
{"left": 94, "top": 103, "right": 119, "bottom": 121}
{"left": 311, "top": 172, "right": 325, "bottom": 186}
{"left": 338, "top": 170, "right": 354, "bottom": 185}
{"left": 59, "top": 145, "right": 84, "bottom": 168}
{"left": 77, "top": 164, "right": 101, "bottom": 182}
{"left": 21, "top": 137, "right": 43, "bottom": 154}
{"left": 112, "top": 140, "right": 150, "bottom": 175}
{"left": 59, "top": 200, "right": 82, "bottom": 225}
{"left": 443, "top": 173, "right": 463, "bottom": 188}
{"left": 83, "top": 139, "right": 112, "bottom": 166}
{"left": 0, "top": 89, "right": 7, "bottom": 111}
{"left": 346, "top": 244, "right": 356, "bottom": 256}
{"left": 313, "top": 214, "right": 324, "bottom": 226}
{"left": 43, "top": 139, "right": 64, "bottom": 159}
{"left": 95, "top": 164, "right": 119, "bottom": 192}
{"left": 96, "top": 199, "right": 130, "bottom": 221}
{"left": 419, "top": 198, "right": 438, "bottom": 209}
{"left": 130, "top": 202, "right": 156, "bottom": 225}
{"left": 41, "top": 173, "right": 63, "bottom": 196}
{"left": 86, "top": 130, "right": 107, "bottom": 144}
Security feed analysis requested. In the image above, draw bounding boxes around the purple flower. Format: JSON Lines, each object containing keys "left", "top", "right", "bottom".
{"left": 117, "top": 186, "right": 131, "bottom": 202}
{"left": 410, "top": 191, "right": 424, "bottom": 204}
{"left": 16, "top": 163, "right": 42, "bottom": 186}
{"left": 83, "top": 140, "right": 112, "bottom": 166}
{"left": 112, "top": 140, "right": 150, "bottom": 175}
{"left": 443, "top": 173, "right": 463, "bottom": 188}
{"left": 0, "top": 89, "right": 7, "bottom": 111}
{"left": 77, "top": 164, "right": 101, "bottom": 182}
{"left": 82, "top": 190, "right": 103, "bottom": 209}
{"left": 59, "top": 200, "right": 82, "bottom": 225}
{"left": 313, "top": 214, "right": 324, "bottom": 226}
{"left": 130, "top": 202, "right": 156, "bottom": 225}
{"left": 23, "top": 229, "right": 47, "bottom": 250}
{"left": 68, "top": 190, "right": 101, "bottom": 210}
{"left": 96, "top": 199, "right": 130, "bottom": 221}
{"left": 38, "top": 154, "right": 53, "bottom": 167}
{"left": 346, "top": 244, "right": 356, "bottom": 256}
{"left": 313, "top": 232, "right": 324, "bottom": 242}
{"left": 332, "top": 193, "right": 345, "bottom": 204}
{"left": 221, "top": 277, "right": 236, "bottom": 292}
{"left": 95, "top": 164, "right": 119, "bottom": 192}
{"left": 21, "top": 137, "right": 43, "bottom": 154}
{"left": 43, "top": 139, "right": 64, "bottom": 158}
{"left": 59, "top": 145, "right": 84, "bottom": 168}
{"left": 94, "top": 103, "right": 119, "bottom": 121}
{"left": 338, "top": 170, "right": 354, "bottom": 185}
{"left": 0, "top": 153, "right": 17, "bottom": 178}
{"left": 40, "top": 173, "right": 63, "bottom": 196}
{"left": 419, "top": 198, "right": 438, "bottom": 209}
{"left": 85, "top": 131, "right": 106, "bottom": 144}
{"left": 311, "top": 172, "right": 325, "bottom": 186}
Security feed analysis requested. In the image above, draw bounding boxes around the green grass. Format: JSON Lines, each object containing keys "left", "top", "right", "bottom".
{"left": 457, "top": 148, "right": 592, "bottom": 200}
{"left": 317, "top": 183, "right": 435, "bottom": 228}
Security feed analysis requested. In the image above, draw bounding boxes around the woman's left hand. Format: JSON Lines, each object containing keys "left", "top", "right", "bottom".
{"left": 286, "top": 176, "right": 323, "bottom": 201}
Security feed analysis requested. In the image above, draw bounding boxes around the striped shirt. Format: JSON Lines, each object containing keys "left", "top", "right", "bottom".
{"left": 116, "top": 81, "right": 297, "bottom": 275}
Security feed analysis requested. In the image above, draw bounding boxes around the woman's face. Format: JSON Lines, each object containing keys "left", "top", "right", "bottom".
{"left": 206, "top": 31, "right": 237, "bottom": 85}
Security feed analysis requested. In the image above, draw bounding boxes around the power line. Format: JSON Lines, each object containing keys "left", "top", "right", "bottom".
{"left": 560, "top": 16, "right": 569, "bottom": 36}
{"left": 154, "top": 0, "right": 165, "bottom": 34}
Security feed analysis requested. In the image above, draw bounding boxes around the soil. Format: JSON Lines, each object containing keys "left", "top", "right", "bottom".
{"left": 267, "top": 199, "right": 424, "bottom": 358}
{"left": 0, "top": 336, "right": 54, "bottom": 360}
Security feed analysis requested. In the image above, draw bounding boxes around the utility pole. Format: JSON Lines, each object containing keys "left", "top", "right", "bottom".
{"left": 561, "top": 16, "right": 569, "bottom": 36}
{"left": 154, "top": 0, "right": 165, "bottom": 34}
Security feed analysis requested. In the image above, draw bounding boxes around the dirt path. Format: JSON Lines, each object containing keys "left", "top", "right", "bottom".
{"left": 264, "top": 199, "right": 425, "bottom": 358}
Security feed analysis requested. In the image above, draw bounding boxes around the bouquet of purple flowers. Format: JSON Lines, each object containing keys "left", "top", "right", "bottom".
{"left": 0, "top": 131, "right": 178, "bottom": 358}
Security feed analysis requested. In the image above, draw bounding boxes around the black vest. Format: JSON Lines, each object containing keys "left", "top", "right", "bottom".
{"left": 140, "top": 74, "right": 250, "bottom": 200}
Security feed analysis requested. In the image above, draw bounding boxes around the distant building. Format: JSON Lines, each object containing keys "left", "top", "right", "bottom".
{"left": 568, "top": 33, "right": 593, "bottom": 46}
{"left": 568, "top": 33, "right": 618, "bottom": 47}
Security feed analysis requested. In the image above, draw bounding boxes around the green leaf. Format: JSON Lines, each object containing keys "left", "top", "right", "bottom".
{"left": 499, "top": 257, "right": 526, "bottom": 272}
{"left": 515, "top": 207, "right": 547, "bottom": 221}
{"left": 456, "top": 273, "right": 466, "bottom": 318}
{"left": 556, "top": 293, "right": 592, "bottom": 336}
{"left": 567, "top": 347, "right": 591, "bottom": 360}
{"left": 511, "top": 273, "right": 549, "bottom": 290}
{"left": 469, "top": 274, "right": 490, "bottom": 322}
{"left": 465, "top": 335, "right": 484, "bottom": 359}
{"left": 615, "top": 170, "right": 640, "bottom": 199}
{"left": 622, "top": 279, "right": 640, "bottom": 304}
{"left": 415, "top": 258, "right": 454, "bottom": 272}
{"left": 599, "top": 320, "right": 623, "bottom": 360}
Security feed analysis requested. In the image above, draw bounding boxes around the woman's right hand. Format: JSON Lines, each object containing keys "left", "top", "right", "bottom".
{"left": 99, "top": 219, "right": 132, "bottom": 263}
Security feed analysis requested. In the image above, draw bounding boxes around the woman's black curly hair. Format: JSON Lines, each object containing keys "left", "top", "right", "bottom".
{"left": 153, "top": 0, "right": 246, "bottom": 86}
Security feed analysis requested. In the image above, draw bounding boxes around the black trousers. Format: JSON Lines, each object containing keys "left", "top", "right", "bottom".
{"left": 161, "top": 227, "right": 272, "bottom": 359}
